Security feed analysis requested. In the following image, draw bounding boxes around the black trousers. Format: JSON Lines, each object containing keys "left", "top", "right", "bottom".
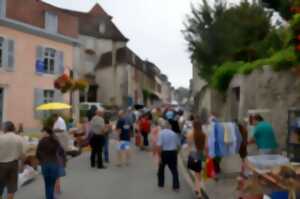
{"left": 90, "top": 134, "right": 105, "bottom": 168}
{"left": 158, "top": 151, "right": 180, "bottom": 189}
{"left": 141, "top": 131, "right": 149, "bottom": 147}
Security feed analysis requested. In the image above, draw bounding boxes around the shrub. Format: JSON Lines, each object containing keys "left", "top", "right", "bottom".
{"left": 211, "top": 62, "right": 243, "bottom": 92}
{"left": 269, "top": 47, "right": 297, "bottom": 71}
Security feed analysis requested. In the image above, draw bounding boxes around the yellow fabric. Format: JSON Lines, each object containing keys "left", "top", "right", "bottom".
{"left": 36, "top": 102, "right": 71, "bottom": 111}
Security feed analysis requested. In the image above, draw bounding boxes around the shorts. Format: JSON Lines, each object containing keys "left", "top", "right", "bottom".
{"left": 117, "top": 141, "right": 131, "bottom": 150}
{"left": 0, "top": 160, "right": 18, "bottom": 195}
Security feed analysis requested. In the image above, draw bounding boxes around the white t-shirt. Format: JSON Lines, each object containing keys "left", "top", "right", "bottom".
{"left": 0, "top": 132, "right": 28, "bottom": 163}
{"left": 53, "top": 117, "right": 67, "bottom": 132}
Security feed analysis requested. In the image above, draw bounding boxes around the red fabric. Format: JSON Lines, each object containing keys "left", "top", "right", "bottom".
{"left": 139, "top": 118, "right": 151, "bottom": 133}
{"left": 206, "top": 158, "right": 216, "bottom": 178}
{"left": 135, "top": 133, "right": 141, "bottom": 146}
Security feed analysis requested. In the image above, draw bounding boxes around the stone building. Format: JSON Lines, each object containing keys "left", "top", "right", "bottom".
{"left": 65, "top": 4, "right": 128, "bottom": 102}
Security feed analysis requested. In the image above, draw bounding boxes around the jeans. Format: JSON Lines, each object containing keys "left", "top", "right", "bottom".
{"left": 158, "top": 151, "right": 180, "bottom": 189}
{"left": 41, "top": 163, "right": 60, "bottom": 199}
{"left": 103, "top": 136, "right": 109, "bottom": 162}
{"left": 90, "top": 134, "right": 105, "bottom": 168}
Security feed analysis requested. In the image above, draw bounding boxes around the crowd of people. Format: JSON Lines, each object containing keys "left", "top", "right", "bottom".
{"left": 0, "top": 104, "right": 279, "bottom": 199}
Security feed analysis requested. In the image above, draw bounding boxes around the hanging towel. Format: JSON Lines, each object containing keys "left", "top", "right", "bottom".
{"left": 223, "top": 123, "right": 230, "bottom": 144}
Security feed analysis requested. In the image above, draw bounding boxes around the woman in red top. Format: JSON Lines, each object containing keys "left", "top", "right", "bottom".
{"left": 139, "top": 115, "right": 151, "bottom": 150}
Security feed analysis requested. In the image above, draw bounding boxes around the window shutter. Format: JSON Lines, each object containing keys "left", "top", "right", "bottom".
{"left": 34, "top": 88, "right": 44, "bottom": 119}
{"left": 54, "top": 90, "right": 63, "bottom": 102}
{"left": 45, "top": 12, "right": 58, "bottom": 33}
{"left": 6, "top": 39, "right": 15, "bottom": 71}
{"left": 0, "top": 0, "right": 6, "bottom": 18}
{"left": 54, "top": 51, "right": 64, "bottom": 75}
{"left": 2, "top": 38, "right": 8, "bottom": 69}
{"left": 36, "top": 46, "right": 44, "bottom": 74}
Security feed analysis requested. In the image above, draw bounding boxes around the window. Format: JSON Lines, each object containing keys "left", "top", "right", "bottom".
{"left": 45, "top": 12, "right": 58, "bottom": 33}
{"left": 43, "top": 90, "right": 54, "bottom": 103}
{"left": 43, "top": 48, "right": 56, "bottom": 74}
{"left": 36, "top": 46, "right": 64, "bottom": 75}
{"left": 0, "top": 37, "right": 14, "bottom": 71}
{"left": 0, "top": 0, "right": 6, "bottom": 17}
{"left": 99, "top": 22, "right": 106, "bottom": 34}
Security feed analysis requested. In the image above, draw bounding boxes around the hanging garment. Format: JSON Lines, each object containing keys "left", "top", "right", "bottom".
{"left": 234, "top": 124, "right": 243, "bottom": 153}
{"left": 208, "top": 123, "right": 216, "bottom": 158}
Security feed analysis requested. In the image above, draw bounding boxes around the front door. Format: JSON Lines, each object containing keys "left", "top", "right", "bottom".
{"left": 0, "top": 88, "right": 3, "bottom": 124}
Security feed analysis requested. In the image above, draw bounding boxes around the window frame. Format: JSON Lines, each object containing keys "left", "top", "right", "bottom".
{"left": 43, "top": 47, "right": 56, "bottom": 74}
{"left": 43, "top": 89, "right": 55, "bottom": 103}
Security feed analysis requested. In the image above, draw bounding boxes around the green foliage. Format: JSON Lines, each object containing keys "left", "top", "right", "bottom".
{"left": 211, "top": 62, "right": 242, "bottom": 92}
{"left": 238, "top": 59, "right": 267, "bottom": 75}
{"left": 269, "top": 47, "right": 298, "bottom": 71}
{"left": 212, "top": 47, "right": 298, "bottom": 92}
{"left": 290, "top": 14, "right": 300, "bottom": 34}
{"left": 184, "top": 0, "right": 272, "bottom": 82}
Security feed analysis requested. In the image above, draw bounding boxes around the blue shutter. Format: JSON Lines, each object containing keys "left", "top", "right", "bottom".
{"left": 0, "top": 0, "right": 6, "bottom": 18}
{"left": 36, "top": 46, "right": 44, "bottom": 74}
{"left": 54, "top": 51, "right": 64, "bottom": 75}
{"left": 35, "top": 46, "right": 45, "bottom": 75}
{"left": 45, "top": 12, "right": 58, "bottom": 33}
{"left": 2, "top": 38, "right": 8, "bottom": 69}
{"left": 6, "top": 39, "right": 15, "bottom": 71}
{"left": 34, "top": 88, "right": 44, "bottom": 118}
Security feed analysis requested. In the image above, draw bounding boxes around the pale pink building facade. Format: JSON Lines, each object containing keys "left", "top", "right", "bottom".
{"left": 0, "top": 0, "right": 80, "bottom": 130}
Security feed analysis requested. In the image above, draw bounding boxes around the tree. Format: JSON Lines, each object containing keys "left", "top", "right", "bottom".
{"left": 261, "top": 0, "right": 292, "bottom": 20}
{"left": 183, "top": 0, "right": 272, "bottom": 82}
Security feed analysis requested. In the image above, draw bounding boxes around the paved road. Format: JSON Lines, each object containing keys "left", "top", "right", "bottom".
{"left": 16, "top": 143, "right": 194, "bottom": 199}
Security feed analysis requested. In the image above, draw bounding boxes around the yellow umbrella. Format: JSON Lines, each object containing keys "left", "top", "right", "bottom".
{"left": 36, "top": 102, "right": 71, "bottom": 111}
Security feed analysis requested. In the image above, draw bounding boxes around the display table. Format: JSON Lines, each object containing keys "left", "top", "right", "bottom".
{"left": 245, "top": 160, "right": 300, "bottom": 190}
{"left": 239, "top": 156, "right": 300, "bottom": 199}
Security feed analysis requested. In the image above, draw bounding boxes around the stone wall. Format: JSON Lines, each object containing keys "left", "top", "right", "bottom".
{"left": 226, "top": 67, "right": 300, "bottom": 148}
{"left": 195, "top": 66, "right": 300, "bottom": 148}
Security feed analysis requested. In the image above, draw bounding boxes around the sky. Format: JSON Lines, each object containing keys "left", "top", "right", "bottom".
{"left": 43, "top": 0, "right": 200, "bottom": 88}
{"left": 44, "top": 0, "right": 239, "bottom": 88}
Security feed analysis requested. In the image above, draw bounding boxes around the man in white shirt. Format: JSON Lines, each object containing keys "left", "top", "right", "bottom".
{"left": 53, "top": 114, "right": 70, "bottom": 152}
{"left": 0, "top": 121, "right": 27, "bottom": 199}
{"left": 53, "top": 114, "right": 67, "bottom": 133}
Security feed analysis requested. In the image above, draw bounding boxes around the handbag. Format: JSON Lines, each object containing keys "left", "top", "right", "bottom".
{"left": 187, "top": 151, "right": 203, "bottom": 172}
{"left": 205, "top": 158, "right": 216, "bottom": 178}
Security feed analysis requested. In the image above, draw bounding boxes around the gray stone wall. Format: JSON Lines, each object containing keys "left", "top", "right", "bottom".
{"left": 227, "top": 67, "right": 300, "bottom": 148}
{"left": 194, "top": 67, "right": 300, "bottom": 148}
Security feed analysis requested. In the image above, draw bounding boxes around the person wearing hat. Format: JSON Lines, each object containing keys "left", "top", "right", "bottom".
{"left": 0, "top": 121, "right": 27, "bottom": 199}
